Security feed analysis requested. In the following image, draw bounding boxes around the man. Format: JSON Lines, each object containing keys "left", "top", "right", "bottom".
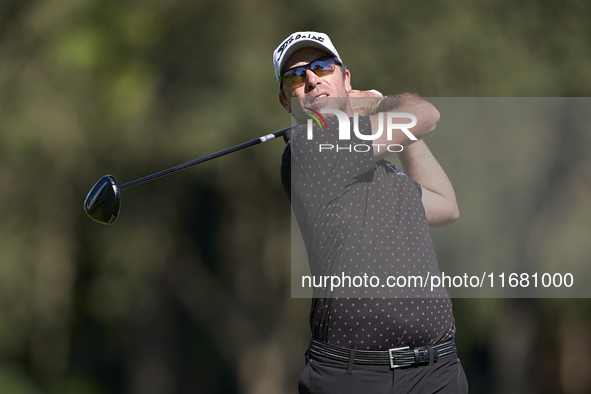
{"left": 274, "top": 31, "right": 468, "bottom": 393}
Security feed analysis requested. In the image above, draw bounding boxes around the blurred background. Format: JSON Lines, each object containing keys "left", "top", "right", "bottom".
{"left": 0, "top": 0, "right": 590, "bottom": 393}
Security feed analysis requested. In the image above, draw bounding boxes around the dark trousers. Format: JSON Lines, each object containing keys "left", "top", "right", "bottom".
{"left": 298, "top": 351, "right": 468, "bottom": 394}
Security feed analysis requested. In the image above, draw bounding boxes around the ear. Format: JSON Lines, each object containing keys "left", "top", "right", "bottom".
{"left": 344, "top": 69, "right": 352, "bottom": 93}
{"left": 278, "top": 91, "right": 291, "bottom": 113}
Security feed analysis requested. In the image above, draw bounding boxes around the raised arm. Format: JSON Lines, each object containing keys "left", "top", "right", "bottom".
{"left": 399, "top": 140, "right": 459, "bottom": 227}
{"left": 349, "top": 91, "right": 458, "bottom": 227}
{"left": 349, "top": 91, "right": 440, "bottom": 159}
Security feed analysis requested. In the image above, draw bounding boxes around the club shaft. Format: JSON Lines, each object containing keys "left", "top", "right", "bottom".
{"left": 118, "top": 127, "right": 290, "bottom": 190}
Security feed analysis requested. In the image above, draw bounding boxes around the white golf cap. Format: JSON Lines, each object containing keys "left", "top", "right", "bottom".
{"left": 273, "top": 31, "right": 342, "bottom": 86}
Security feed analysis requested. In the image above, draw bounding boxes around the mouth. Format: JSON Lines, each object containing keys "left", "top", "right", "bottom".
{"left": 308, "top": 94, "right": 328, "bottom": 104}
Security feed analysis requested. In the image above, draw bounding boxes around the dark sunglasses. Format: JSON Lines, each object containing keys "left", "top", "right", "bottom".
{"left": 280, "top": 56, "right": 342, "bottom": 89}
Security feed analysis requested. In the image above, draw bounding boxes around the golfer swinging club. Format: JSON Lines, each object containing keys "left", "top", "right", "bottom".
{"left": 274, "top": 31, "right": 468, "bottom": 393}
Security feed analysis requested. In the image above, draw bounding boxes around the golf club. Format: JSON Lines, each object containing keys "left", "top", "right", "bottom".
{"left": 84, "top": 127, "right": 290, "bottom": 225}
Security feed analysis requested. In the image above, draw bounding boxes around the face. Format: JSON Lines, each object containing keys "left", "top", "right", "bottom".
{"left": 278, "top": 48, "right": 352, "bottom": 123}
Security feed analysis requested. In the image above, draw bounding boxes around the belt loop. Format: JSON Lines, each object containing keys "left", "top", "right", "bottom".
{"left": 347, "top": 349, "right": 356, "bottom": 374}
{"left": 427, "top": 345, "right": 434, "bottom": 366}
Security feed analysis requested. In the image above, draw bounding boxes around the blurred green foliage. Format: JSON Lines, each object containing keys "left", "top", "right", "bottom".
{"left": 0, "top": 0, "right": 590, "bottom": 393}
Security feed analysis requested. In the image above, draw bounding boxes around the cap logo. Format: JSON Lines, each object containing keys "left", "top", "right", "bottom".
{"left": 276, "top": 33, "right": 326, "bottom": 61}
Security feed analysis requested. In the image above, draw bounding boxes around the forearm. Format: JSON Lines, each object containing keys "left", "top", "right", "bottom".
{"left": 371, "top": 94, "right": 440, "bottom": 157}
{"left": 399, "top": 140, "right": 459, "bottom": 227}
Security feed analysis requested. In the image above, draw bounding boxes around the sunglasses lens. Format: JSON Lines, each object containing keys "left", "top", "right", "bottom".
{"left": 282, "top": 71, "right": 306, "bottom": 88}
{"left": 281, "top": 57, "right": 338, "bottom": 89}
{"left": 311, "top": 59, "right": 337, "bottom": 76}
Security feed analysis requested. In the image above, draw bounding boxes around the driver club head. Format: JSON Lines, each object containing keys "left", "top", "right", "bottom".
{"left": 84, "top": 175, "right": 121, "bottom": 225}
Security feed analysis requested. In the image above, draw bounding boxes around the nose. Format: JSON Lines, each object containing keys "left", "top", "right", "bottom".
{"left": 305, "top": 68, "right": 320, "bottom": 90}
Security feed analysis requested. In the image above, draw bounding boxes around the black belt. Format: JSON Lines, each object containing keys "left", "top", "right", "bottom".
{"left": 310, "top": 337, "right": 456, "bottom": 369}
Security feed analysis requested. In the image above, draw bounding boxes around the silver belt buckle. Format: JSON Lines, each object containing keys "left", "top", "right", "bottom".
{"left": 388, "top": 346, "right": 412, "bottom": 369}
